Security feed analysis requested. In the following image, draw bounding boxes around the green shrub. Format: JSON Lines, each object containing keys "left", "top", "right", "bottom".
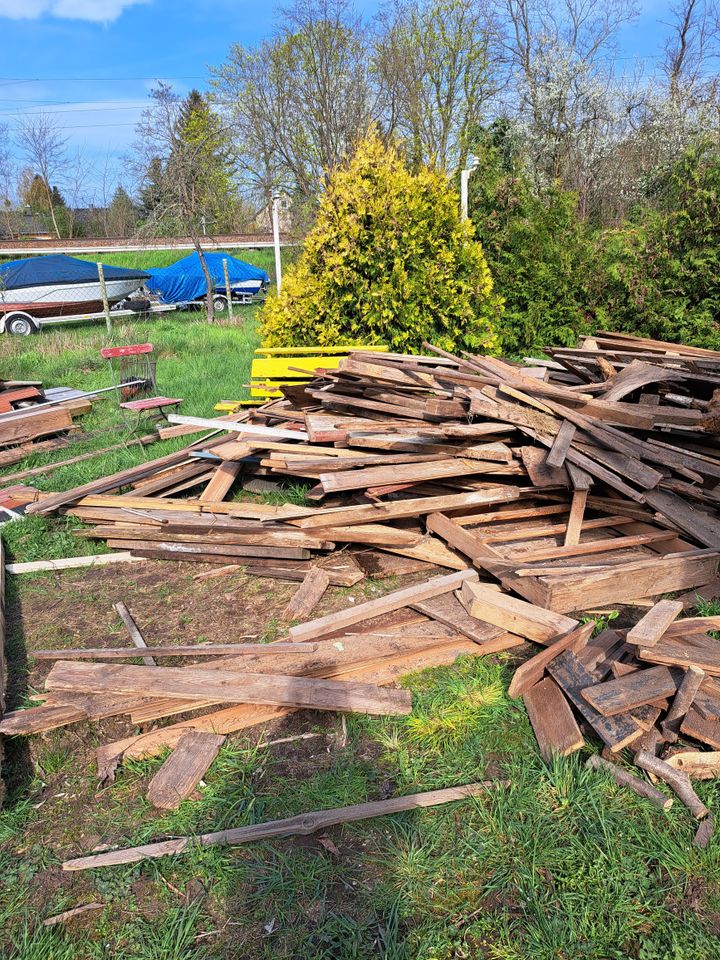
{"left": 597, "top": 140, "right": 720, "bottom": 349}
{"left": 468, "top": 131, "right": 597, "bottom": 356}
{"left": 260, "top": 129, "right": 502, "bottom": 354}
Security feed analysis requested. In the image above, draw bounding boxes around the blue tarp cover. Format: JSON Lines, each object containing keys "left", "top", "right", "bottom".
{"left": 146, "top": 252, "right": 269, "bottom": 304}
{"left": 0, "top": 254, "right": 148, "bottom": 291}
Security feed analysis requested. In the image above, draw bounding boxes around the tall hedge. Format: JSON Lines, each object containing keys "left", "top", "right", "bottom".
{"left": 469, "top": 133, "right": 597, "bottom": 356}
{"left": 261, "top": 130, "right": 502, "bottom": 354}
{"left": 597, "top": 141, "right": 720, "bottom": 349}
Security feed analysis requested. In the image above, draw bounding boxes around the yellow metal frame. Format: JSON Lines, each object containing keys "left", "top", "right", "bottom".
{"left": 216, "top": 344, "right": 389, "bottom": 409}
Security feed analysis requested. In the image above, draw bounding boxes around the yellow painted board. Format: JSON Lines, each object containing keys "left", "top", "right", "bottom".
{"left": 254, "top": 345, "right": 388, "bottom": 357}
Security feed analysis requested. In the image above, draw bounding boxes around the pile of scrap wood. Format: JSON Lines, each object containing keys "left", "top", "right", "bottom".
{"left": 0, "top": 379, "right": 93, "bottom": 470}
{"left": 4, "top": 330, "right": 720, "bottom": 843}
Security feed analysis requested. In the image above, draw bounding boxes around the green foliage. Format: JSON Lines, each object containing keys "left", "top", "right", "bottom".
{"left": 261, "top": 129, "right": 502, "bottom": 354}
{"left": 597, "top": 140, "right": 720, "bottom": 349}
{"left": 469, "top": 129, "right": 597, "bottom": 355}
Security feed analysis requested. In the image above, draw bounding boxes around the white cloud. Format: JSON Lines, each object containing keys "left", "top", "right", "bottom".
{"left": 0, "top": 0, "right": 149, "bottom": 22}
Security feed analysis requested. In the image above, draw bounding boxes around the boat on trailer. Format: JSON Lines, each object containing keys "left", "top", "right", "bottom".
{"left": 0, "top": 254, "right": 149, "bottom": 333}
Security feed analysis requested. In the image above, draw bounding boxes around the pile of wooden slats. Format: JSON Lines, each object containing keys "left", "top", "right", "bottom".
{"left": 0, "top": 379, "right": 93, "bottom": 471}
{"left": 6, "top": 330, "right": 720, "bottom": 834}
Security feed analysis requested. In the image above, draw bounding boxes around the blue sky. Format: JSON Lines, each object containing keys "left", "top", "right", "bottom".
{"left": 0, "top": 0, "right": 678, "bottom": 201}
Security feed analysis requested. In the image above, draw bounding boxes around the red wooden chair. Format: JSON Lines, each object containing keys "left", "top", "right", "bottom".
{"left": 101, "top": 343, "right": 182, "bottom": 426}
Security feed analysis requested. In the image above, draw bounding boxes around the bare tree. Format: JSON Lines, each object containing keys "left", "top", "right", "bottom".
{"left": 663, "top": 0, "right": 720, "bottom": 106}
{"left": 374, "top": 0, "right": 503, "bottom": 171}
{"left": 0, "top": 123, "right": 15, "bottom": 239}
{"left": 211, "top": 0, "right": 378, "bottom": 212}
{"left": 15, "top": 114, "right": 68, "bottom": 239}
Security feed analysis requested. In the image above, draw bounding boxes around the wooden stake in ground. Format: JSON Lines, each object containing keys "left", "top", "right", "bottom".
{"left": 62, "top": 781, "right": 504, "bottom": 870}
{"left": 283, "top": 567, "right": 330, "bottom": 621}
{"left": 97, "top": 262, "right": 112, "bottom": 333}
{"left": 113, "top": 602, "right": 155, "bottom": 666}
{"left": 222, "top": 258, "right": 233, "bottom": 319}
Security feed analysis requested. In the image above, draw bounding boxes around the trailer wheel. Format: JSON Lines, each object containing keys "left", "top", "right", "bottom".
{"left": 213, "top": 295, "right": 228, "bottom": 313}
{"left": 5, "top": 313, "right": 37, "bottom": 336}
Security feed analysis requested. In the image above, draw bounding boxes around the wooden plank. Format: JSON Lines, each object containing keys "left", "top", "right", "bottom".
{"left": 32, "top": 642, "right": 318, "bottom": 660}
{"left": 6, "top": 552, "right": 141, "bottom": 575}
{"left": 167, "top": 414, "right": 309, "bottom": 441}
{"left": 411, "top": 592, "right": 517, "bottom": 647}
{"left": 523, "top": 678, "right": 584, "bottom": 761}
{"left": 581, "top": 666, "right": 678, "bottom": 717}
{"left": 545, "top": 420, "right": 576, "bottom": 468}
{"left": 106, "top": 540, "right": 311, "bottom": 561}
{"left": 45, "top": 661, "right": 413, "bottom": 716}
{"left": 288, "top": 569, "right": 478, "bottom": 642}
{"left": 0, "top": 406, "right": 72, "bottom": 447}
{"left": 62, "top": 782, "right": 502, "bottom": 871}
{"left": 146, "top": 731, "right": 226, "bottom": 809}
{"left": 637, "top": 639, "right": 720, "bottom": 675}
{"left": 547, "top": 652, "right": 641, "bottom": 751}
{"left": 681, "top": 707, "right": 720, "bottom": 749}
{"left": 457, "top": 579, "right": 578, "bottom": 644}
{"left": 291, "top": 487, "right": 520, "bottom": 529}
{"left": 282, "top": 568, "right": 330, "bottom": 621}
{"left": 113, "top": 602, "right": 155, "bottom": 666}
{"left": 564, "top": 489, "right": 587, "bottom": 547}
{"left": 319, "top": 458, "right": 507, "bottom": 494}
{"left": 508, "top": 622, "right": 594, "bottom": 697}
{"left": 643, "top": 489, "right": 720, "bottom": 549}
{"left": 626, "top": 600, "right": 683, "bottom": 648}
{"left": 509, "top": 530, "right": 676, "bottom": 564}
{"left": 199, "top": 460, "right": 243, "bottom": 503}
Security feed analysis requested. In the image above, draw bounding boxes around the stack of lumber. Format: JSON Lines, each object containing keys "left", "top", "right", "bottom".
{"left": 0, "top": 380, "right": 93, "bottom": 468}
{"left": 7, "top": 331, "right": 720, "bottom": 833}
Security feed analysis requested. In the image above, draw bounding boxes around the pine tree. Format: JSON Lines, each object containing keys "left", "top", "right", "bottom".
{"left": 139, "top": 157, "right": 165, "bottom": 219}
{"left": 108, "top": 186, "right": 138, "bottom": 236}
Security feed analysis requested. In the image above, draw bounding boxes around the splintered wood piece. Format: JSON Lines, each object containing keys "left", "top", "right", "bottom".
{"left": 457, "top": 579, "right": 577, "bottom": 644}
{"left": 43, "top": 903, "right": 104, "bottom": 927}
{"left": 508, "top": 622, "right": 594, "bottom": 698}
{"left": 547, "top": 652, "right": 641, "bottom": 752}
{"left": 665, "top": 751, "right": 720, "bottom": 779}
{"left": 146, "top": 731, "right": 226, "bottom": 809}
{"left": 634, "top": 750, "right": 709, "bottom": 819}
{"left": 113, "top": 602, "right": 155, "bottom": 666}
{"left": 288, "top": 569, "right": 477, "bottom": 642}
{"left": 585, "top": 755, "right": 673, "bottom": 810}
{"left": 545, "top": 420, "right": 576, "bottom": 468}
{"left": 581, "top": 666, "right": 678, "bottom": 717}
{"left": 62, "top": 781, "right": 503, "bottom": 871}
{"left": 661, "top": 666, "right": 705, "bottom": 742}
{"left": 282, "top": 567, "right": 330, "bottom": 621}
{"left": 523, "top": 677, "right": 584, "bottom": 761}
{"left": 563, "top": 489, "right": 587, "bottom": 547}
{"left": 626, "top": 600, "right": 683, "bottom": 648}
{"left": 681, "top": 707, "right": 720, "bottom": 749}
{"left": 46, "top": 662, "right": 412, "bottom": 716}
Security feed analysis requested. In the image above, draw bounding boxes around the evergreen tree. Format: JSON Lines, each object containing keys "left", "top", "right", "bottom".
{"left": 108, "top": 186, "right": 138, "bottom": 236}
{"left": 262, "top": 129, "right": 501, "bottom": 354}
{"left": 139, "top": 156, "right": 165, "bottom": 219}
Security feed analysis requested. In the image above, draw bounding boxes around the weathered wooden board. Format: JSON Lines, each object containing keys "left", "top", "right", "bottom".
{"left": 523, "top": 678, "right": 584, "bottom": 761}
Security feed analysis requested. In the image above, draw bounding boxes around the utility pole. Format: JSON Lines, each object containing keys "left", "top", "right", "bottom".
{"left": 271, "top": 192, "right": 283, "bottom": 293}
{"left": 460, "top": 156, "right": 480, "bottom": 220}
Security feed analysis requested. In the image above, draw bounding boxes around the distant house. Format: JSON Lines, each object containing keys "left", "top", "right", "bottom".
{"left": 0, "top": 209, "right": 54, "bottom": 241}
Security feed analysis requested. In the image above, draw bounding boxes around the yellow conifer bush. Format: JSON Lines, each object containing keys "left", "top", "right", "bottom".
{"left": 261, "top": 130, "right": 502, "bottom": 354}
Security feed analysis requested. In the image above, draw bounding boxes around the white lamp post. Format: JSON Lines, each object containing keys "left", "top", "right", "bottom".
{"left": 271, "top": 192, "right": 283, "bottom": 293}
{"left": 460, "top": 155, "right": 480, "bottom": 220}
